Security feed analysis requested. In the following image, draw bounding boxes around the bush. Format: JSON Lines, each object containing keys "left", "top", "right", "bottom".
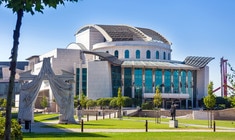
{"left": 0, "top": 117, "right": 23, "bottom": 140}
{"left": 141, "top": 102, "right": 154, "bottom": 110}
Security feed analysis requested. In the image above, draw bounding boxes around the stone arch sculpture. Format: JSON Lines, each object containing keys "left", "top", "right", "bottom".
{"left": 18, "top": 58, "right": 76, "bottom": 124}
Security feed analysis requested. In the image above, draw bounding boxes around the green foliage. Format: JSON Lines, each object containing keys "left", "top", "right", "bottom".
{"left": 229, "top": 96, "right": 235, "bottom": 107}
{"left": 117, "top": 87, "right": 124, "bottom": 108}
{"left": 109, "top": 97, "right": 118, "bottom": 108}
{"left": 141, "top": 102, "right": 154, "bottom": 110}
{"left": 0, "top": 117, "right": 23, "bottom": 140}
{"left": 153, "top": 86, "right": 162, "bottom": 108}
{"left": 97, "top": 98, "right": 112, "bottom": 109}
{"left": 86, "top": 99, "right": 96, "bottom": 109}
{"left": 79, "top": 92, "right": 87, "bottom": 108}
{"left": 203, "top": 81, "right": 216, "bottom": 109}
{"left": 0, "top": 98, "right": 7, "bottom": 108}
{"left": 0, "top": 0, "right": 78, "bottom": 14}
{"left": 74, "top": 95, "right": 79, "bottom": 108}
{"left": 123, "top": 96, "right": 132, "bottom": 107}
{"left": 40, "top": 96, "right": 48, "bottom": 109}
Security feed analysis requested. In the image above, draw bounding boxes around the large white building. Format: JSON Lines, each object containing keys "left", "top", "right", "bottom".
{"left": 23, "top": 24, "right": 214, "bottom": 109}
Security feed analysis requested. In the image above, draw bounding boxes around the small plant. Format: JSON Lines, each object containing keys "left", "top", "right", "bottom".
{"left": 0, "top": 117, "right": 22, "bottom": 140}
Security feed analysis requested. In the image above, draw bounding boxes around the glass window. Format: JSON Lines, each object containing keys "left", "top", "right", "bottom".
{"left": 111, "top": 66, "right": 121, "bottom": 97}
{"left": 188, "top": 71, "right": 193, "bottom": 98}
{"left": 136, "top": 50, "right": 140, "bottom": 59}
{"left": 163, "top": 52, "right": 166, "bottom": 60}
{"left": 173, "top": 70, "right": 179, "bottom": 93}
{"left": 146, "top": 50, "right": 151, "bottom": 59}
{"left": 164, "top": 70, "right": 171, "bottom": 93}
{"left": 156, "top": 51, "right": 159, "bottom": 59}
{"left": 76, "top": 68, "right": 87, "bottom": 96}
{"left": 106, "top": 51, "right": 109, "bottom": 53}
{"left": 124, "top": 68, "right": 132, "bottom": 97}
{"left": 155, "top": 69, "right": 162, "bottom": 92}
{"left": 145, "top": 69, "right": 153, "bottom": 93}
{"left": 0, "top": 67, "right": 2, "bottom": 79}
{"left": 134, "top": 68, "right": 143, "bottom": 106}
{"left": 181, "top": 70, "right": 186, "bottom": 93}
{"left": 125, "top": 50, "right": 129, "bottom": 59}
{"left": 114, "top": 50, "right": 119, "bottom": 58}
{"left": 168, "top": 53, "right": 171, "bottom": 60}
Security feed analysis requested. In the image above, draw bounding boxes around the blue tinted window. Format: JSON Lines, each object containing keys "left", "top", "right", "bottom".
{"left": 164, "top": 70, "right": 171, "bottom": 93}
{"left": 181, "top": 70, "right": 186, "bottom": 93}
{"left": 124, "top": 68, "right": 132, "bottom": 97}
{"left": 146, "top": 50, "right": 151, "bottom": 59}
{"left": 114, "top": 50, "right": 118, "bottom": 58}
{"left": 155, "top": 69, "right": 162, "bottom": 92}
{"left": 125, "top": 50, "right": 129, "bottom": 59}
{"left": 134, "top": 68, "right": 143, "bottom": 106}
{"left": 0, "top": 67, "right": 2, "bottom": 79}
{"left": 173, "top": 70, "right": 179, "bottom": 93}
{"left": 145, "top": 69, "right": 153, "bottom": 93}
{"left": 136, "top": 50, "right": 140, "bottom": 59}
{"left": 163, "top": 52, "right": 166, "bottom": 60}
{"left": 188, "top": 71, "right": 193, "bottom": 98}
{"left": 156, "top": 51, "right": 159, "bottom": 59}
{"left": 168, "top": 53, "right": 171, "bottom": 60}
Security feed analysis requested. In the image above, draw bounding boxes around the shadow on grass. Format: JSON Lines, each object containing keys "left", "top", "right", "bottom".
{"left": 23, "top": 132, "right": 109, "bottom": 138}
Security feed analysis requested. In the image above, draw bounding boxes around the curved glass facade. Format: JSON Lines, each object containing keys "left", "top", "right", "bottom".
{"left": 164, "top": 70, "right": 171, "bottom": 93}
{"left": 155, "top": 69, "right": 162, "bottom": 92}
{"left": 134, "top": 68, "right": 143, "bottom": 106}
{"left": 136, "top": 50, "right": 140, "bottom": 59}
{"left": 188, "top": 71, "right": 193, "bottom": 98}
{"left": 124, "top": 68, "right": 132, "bottom": 97}
{"left": 145, "top": 69, "right": 153, "bottom": 93}
{"left": 181, "top": 70, "right": 187, "bottom": 93}
{"left": 173, "top": 70, "right": 179, "bottom": 93}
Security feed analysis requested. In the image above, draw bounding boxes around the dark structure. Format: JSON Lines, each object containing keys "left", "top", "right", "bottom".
{"left": 170, "top": 103, "right": 176, "bottom": 120}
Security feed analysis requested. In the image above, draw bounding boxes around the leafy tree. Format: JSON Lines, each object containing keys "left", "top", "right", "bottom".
{"left": 0, "top": 0, "right": 79, "bottom": 139}
{"left": 109, "top": 97, "right": 118, "bottom": 109}
{"left": 153, "top": 86, "right": 162, "bottom": 123}
{"left": 97, "top": 98, "right": 112, "bottom": 109}
{"left": 117, "top": 87, "right": 123, "bottom": 118}
{"left": 86, "top": 99, "right": 96, "bottom": 109}
{"left": 203, "top": 81, "right": 216, "bottom": 128}
{"left": 80, "top": 92, "right": 87, "bottom": 109}
{"left": 123, "top": 96, "right": 132, "bottom": 107}
{"left": 228, "top": 63, "right": 235, "bottom": 107}
{"left": 40, "top": 96, "right": 48, "bottom": 113}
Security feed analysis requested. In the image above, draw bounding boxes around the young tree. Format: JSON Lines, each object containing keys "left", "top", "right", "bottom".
{"left": 40, "top": 96, "right": 48, "bottom": 113}
{"left": 117, "top": 87, "right": 123, "bottom": 118}
{"left": 203, "top": 81, "right": 216, "bottom": 128}
{"left": 153, "top": 86, "right": 162, "bottom": 123}
{"left": 0, "top": 1, "right": 79, "bottom": 139}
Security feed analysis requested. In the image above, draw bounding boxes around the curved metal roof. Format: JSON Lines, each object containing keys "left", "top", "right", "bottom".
{"left": 184, "top": 56, "right": 214, "bottom": 68}
{"left": 82, "top": 51, "right": 123, "bottom": 66}
{"left": 76, "top": 24, "right": 171, "bottom": 45}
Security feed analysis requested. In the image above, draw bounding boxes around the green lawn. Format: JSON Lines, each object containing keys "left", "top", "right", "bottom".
{"left": 23, "top": 132, "right": 235, "bottom": 140}
{"left": 25, "top": 113, "right": 235, "bottom": 140}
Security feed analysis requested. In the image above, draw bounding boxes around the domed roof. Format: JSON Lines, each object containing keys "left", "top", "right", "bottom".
{"left": 76, "top": 24, "right": 171, "bottom": 45}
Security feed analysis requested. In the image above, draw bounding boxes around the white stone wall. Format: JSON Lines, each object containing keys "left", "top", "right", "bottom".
{"left": 87, "top": 61, "right": 112, "bottom": 100}
{"left": 197, "top": 66, "right": 209, "bottom": 100}
{"left": 76, "top": 29, "right": 90, "bottom": 50}
{"left": 92, "top": 41, "right": 172, "bottom": 61}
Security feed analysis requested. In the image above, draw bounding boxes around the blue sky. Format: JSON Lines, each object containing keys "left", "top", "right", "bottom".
{"left": 1, "top": 0, "right": 235, "bottom": 96}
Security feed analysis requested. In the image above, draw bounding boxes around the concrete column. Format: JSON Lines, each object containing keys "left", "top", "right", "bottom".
{"left": 162, "top": 69, "right": 165, "bottom": 93}
{"left": 132, "top": 67, "right": 135, "bottom": 98}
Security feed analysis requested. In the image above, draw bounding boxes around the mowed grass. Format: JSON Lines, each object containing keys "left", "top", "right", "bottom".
{"left": 23, "top": 132, "right": 235, "bottom": 140}
{"left": 34, "top": 114, "right": 235, "bottom": 129}
{"left": 23, "top": 114, "right": 235, "bottom": 140}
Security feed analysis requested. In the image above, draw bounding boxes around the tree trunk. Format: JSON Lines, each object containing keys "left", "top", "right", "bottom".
{"left": 4, "top": 9, "right": 23, "bottom": 140}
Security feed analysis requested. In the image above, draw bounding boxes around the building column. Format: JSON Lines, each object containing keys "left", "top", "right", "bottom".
{"left": 171, "top": 69, "right": 173, "bottom": 93}
{"left": 142, "top": 68, "right": 145, "bottom": 103}
{"left": 121, "top": 67, "right": 124, "bottom": 96}
{"left": 152, "top": 68, "right": 155, "bottom": 93}
{"left": 186, "top": 70, "right": 189, "bottom": 109}
{"left": 132, "top": 67, "right": 135, "bottom": 98}
{"left": 162, "top": 69, "right": 165, "bottom": 93}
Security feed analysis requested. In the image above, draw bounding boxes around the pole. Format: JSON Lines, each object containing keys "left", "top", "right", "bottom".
{"left": 81, "top": 119, "right": 84, "bottom": 133}
{"left": 145, "top": 120, "right": 148, "bottom": 132}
